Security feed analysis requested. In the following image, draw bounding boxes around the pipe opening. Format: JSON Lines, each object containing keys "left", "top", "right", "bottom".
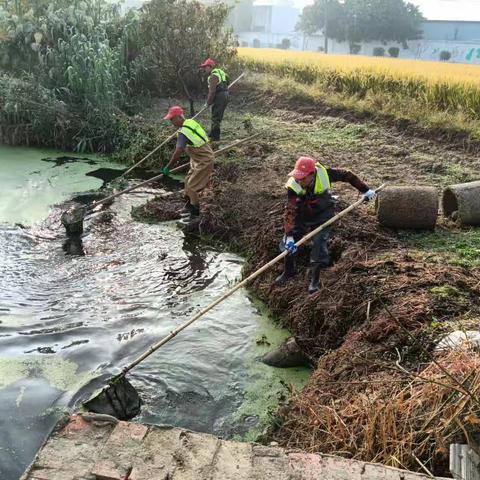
{"left": 442, "top": 188, "right": 458, "bottom": 219}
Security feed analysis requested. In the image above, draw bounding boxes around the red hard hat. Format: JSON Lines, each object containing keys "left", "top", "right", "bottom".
{"left": 199, "top": 58, "right": 216, "bottom": 68}
{"left": 288, "top": 156, "right": 316, "bottom": 179}
{"left": 164, "top": 105, "right": 184, "bottom": 120}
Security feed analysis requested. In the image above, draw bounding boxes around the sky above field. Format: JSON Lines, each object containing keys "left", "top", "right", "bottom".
{"left": 290, "top": 0, "right": 480, "bottom": 21}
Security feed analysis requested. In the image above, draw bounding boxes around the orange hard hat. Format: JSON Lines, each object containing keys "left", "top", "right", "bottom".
{"left": 288, "top": 156, "right": 316, "bottom": 179}
{"left": 164, "top": 105, "right": 184, "bottom": 120}
{"left": 199, "top": 58, "right": 216, "bottom": 68}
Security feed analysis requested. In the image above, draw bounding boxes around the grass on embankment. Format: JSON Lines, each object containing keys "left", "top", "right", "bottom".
{"left": 238, "top": 48, "right": 480, "bottom": 147}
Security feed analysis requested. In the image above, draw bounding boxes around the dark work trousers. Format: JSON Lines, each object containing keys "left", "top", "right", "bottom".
{"left": 280, "top": 223, "right": 331, "bottom": 267}
{"left": 210, "top": 91, "right": 229, "bottom": 141}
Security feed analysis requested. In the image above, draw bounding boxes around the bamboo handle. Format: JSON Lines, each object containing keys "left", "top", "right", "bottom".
{"left": 89, "top": 133, "right": 259, "bottom": 211}
{"left": 121, "top": 184, "right": 386, "bottom": 374}
{"left": 121, "top": 72, "right": 245, "bottom": 177}
{"left": 213, "top": 132, "right": 260, "bottom": 156}
{"left": 88, "top": 163, "right": 190, "bottom": 210}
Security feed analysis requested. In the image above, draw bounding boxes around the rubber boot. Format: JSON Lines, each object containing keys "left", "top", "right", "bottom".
{"left": 275, "top": 255, "right": 297, "bottom": 285}
{"left": 179, "top": 199, "right": 191, "bottom": 217}
{"left": 308, "top": 264, "right": 322, "bottom": 294}
{"left": 188, "top": 204, "right": 200, "bottom": 221}
{"left": 178, "top": 204, "right": 200, "bottom": 231}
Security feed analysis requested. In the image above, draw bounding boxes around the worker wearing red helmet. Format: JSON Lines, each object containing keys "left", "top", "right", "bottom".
{"left": 162, "top": 105, "right": 214, "bottom": 226}
{"left": 276, "top": 157, "right": 376, "bottom": 293}
{"left": 199, "top": 58, "right": 229, "bottom": 142}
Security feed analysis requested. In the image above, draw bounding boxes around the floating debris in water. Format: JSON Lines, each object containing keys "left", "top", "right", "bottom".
{"left": 60, "top": 203, "right": 86, "bottom": 235}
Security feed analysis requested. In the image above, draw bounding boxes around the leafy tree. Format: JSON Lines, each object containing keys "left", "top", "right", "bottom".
{"left": 296, "top": 0, "right": 344, "bottom": 52}
{"left": 137, "top": 0, "right": 236, "bottom": 99}
{"left": 345, "top": 0, "right": 424, "bottom": 47}
{"left": 297, "top": 0, "right": 424, "bottom": 51}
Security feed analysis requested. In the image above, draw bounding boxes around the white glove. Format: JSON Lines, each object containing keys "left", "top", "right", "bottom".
{"left": 363, "top": 189, "right": 376, "bottom": 202}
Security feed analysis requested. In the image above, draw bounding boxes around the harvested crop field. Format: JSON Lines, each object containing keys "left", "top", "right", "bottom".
{"left": 139, "top": 90, "right": 480, "bottom": 476}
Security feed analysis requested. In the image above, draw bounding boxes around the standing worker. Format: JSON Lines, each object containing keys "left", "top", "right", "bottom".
{"left": 161, "top": 106, "right": 214, "bottom": 227}
{"left": 199, "top": 58, "right": 229, "bottom": 142}
{"left": 276, "top": 157, "right": 376, "bottom": 294}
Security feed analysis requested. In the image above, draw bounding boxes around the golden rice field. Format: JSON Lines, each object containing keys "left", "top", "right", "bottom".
{"left": 239, "top": 48, "right": 480, "bottom": 86}
{"left": 238, "top": 48, "right": 480, "bottom": 120}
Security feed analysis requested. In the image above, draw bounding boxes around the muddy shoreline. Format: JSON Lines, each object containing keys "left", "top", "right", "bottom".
{"left": 135, "top": 92, "right": 480, "bottom": 476}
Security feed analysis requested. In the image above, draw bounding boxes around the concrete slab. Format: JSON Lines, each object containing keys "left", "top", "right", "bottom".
{"left": 23, "top": 414, "right": 115, "bottom": 480}
{"left": 21, "top": 415, "right": 452, "bottom": 480}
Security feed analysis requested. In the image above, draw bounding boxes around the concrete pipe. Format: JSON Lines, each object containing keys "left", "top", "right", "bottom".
{"left": 376, "top": 186, "right": 438, "bottom": 230}
{"left": 442, "top": 180, "right": 480, "bottom": 226}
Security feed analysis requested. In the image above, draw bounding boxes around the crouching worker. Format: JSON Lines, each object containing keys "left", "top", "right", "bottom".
{"left": 275, "top": 156, "right": 376, "bottom": 294}
{"left": 161, "top": 106, "right": 214, "bottom": 227}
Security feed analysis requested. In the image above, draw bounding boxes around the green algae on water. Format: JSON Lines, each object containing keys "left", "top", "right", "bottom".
{"left": 0, "top": 145, "right": 119, "bottom": 225}
{"left": 0, "top": 356, "right": 93, "bottom": 392}
{"left": 232, "top": 298, "right": 311, "bottom": 442}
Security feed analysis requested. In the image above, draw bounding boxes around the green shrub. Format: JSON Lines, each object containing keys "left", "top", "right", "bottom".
{"left": 373, "top": 47, "right": 385, "bottom": 57}
{"left": 280, "top": 38, "right": 291, "bottom": 50}
{"left": 0, "top": 0, "right": 144, "bottom": 152}
{"left": 388, "top": 47, "right": 400, "bottom": 58}
{"left": 440, "top": 51, "right": 452, "bottom": 61}
{"left": 350, "top": 43, "right": 361, "bottom": 55}
{"left": 0, "top": 0, "right": 237, "bottom": 154}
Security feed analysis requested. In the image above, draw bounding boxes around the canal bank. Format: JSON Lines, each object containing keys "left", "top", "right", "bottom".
{"left": 21, "top": 414, "right": 451, "bottom": 479}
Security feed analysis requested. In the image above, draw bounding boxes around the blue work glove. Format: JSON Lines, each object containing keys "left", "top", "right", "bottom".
{"left": 363, "top": 189, "right": 376, "bottom": 202}
{"left": 161, "top": 166, "right": 170, "bottom": 176}
{"left": 285, "top": 236, "right": 297, "bottom": 255}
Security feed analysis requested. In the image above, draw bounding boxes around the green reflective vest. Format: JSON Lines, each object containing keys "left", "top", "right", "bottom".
{"left": 209, "top": 68, "right": 228, "bottom": 91}
{"left": 179, "top": 119, "right": 209, "bottom": 148}
{"left": 285, "top": 163, "right": 331, "bottom": 196}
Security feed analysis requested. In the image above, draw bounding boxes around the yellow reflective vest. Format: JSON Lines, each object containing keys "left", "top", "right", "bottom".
{"left": 179, "top": 119, "right": 209, "bottom": 148}
{"left": 285, "top": 163, "right": 331, "bottom": 196}
{"left": 208, "top": 68, "right": 228, "bottom": 92}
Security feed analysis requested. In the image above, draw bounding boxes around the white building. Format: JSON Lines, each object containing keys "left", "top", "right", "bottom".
{"left": 235, "top": 1, "right": 302, "bottom": 50}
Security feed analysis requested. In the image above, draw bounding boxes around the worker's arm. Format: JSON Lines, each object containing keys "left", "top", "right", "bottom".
{"left": 207, "top": 75, "right": 218, "bottom": 105}
{"left": 283, "top": 191, "right": 299, "bottom": 235}
{"left": 166, "top": 146, "right": 184, "bottom": 170}
{"left": 166, "top": 133, "right": 189, "bottom": 169}
{"left": 327, "top": 168, "right": 370, "bottom": 193}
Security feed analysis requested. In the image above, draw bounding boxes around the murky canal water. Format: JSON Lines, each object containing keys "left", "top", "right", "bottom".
{"left": 0, "top": 146, "right": 309, "bottom": 480}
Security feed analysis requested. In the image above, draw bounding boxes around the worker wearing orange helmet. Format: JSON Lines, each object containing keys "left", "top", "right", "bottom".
{"left": 276, "top": 157, "right": 376, "bottom": 293}
{"left": 199, "top": 58, "right": 229, "bottom": 142}
{"left": 162, "top": 105, "right": 214, "bottom": 226}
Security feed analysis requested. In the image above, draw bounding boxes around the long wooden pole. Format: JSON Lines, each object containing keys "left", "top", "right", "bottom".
{"left": 120, "top": 184, "right": 386, "bottom": 375}
{"left": 121, "top": 72, "right": 246, "bottom": 178}
{"left": 87, "top": 132, "right": 259, "bottom": 211}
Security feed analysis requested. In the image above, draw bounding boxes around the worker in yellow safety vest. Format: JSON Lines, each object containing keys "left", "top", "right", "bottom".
{"left": 276, "top": 156, "right": 376, "bottom": 294}
{"left": 161, "top": 105, "right": 214, "bottom": 227}
{"left": 199, "top": 58, "right": 229, "bottom": 142}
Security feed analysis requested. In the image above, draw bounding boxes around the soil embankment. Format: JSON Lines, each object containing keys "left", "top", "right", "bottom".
{"left": 136, "top": 89, "right": 480, "bottom": 476}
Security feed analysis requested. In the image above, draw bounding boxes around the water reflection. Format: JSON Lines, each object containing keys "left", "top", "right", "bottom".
{"left": 0, "top": 153, "right": 309, "bottom": 480}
